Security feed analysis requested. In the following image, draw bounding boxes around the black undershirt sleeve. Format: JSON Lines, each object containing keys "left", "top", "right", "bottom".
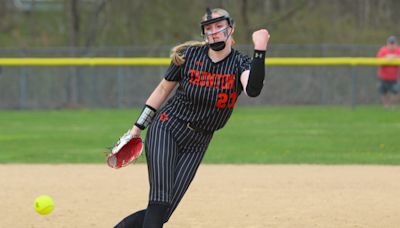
{"left": 245, "top": 50, "right": 266, "bottom": 97}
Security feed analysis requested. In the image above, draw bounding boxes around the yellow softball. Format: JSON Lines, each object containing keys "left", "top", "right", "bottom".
{"left": 34, "top": 195, "right": 54, "bottom": 215}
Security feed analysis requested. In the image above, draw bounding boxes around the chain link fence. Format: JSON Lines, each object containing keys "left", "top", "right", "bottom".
{"left": 0, "top": 44, "right": 383, "bottom": 109}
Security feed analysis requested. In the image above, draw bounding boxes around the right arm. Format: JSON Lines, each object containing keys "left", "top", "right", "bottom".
{"left": 130, "top": 41, "right": 190, "bottom": 136}
{"left": 130, "top": 79, "right": 178, "bottom": 136}
{"left": 145, "top": 79, "right": 178, "bottom": 110}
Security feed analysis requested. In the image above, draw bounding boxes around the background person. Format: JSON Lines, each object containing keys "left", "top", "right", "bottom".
{"left": 376, "top": 35, "right": 400, "bottom": 110}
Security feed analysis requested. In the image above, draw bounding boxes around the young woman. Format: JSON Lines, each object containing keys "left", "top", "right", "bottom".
{"left": 115, "top": 8, "right": 270, "bottom": 228}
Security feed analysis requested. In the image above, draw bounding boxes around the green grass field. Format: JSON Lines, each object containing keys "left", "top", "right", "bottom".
{"left": 0, "top": 106, "right": 399, "bottom": 164}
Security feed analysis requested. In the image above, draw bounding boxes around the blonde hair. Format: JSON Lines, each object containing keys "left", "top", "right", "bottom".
{"left": 170, "top": 41, "right": 205, "bottom": 66}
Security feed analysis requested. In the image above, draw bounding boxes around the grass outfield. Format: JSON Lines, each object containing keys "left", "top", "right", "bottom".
{"left": 0, "top": 106, "right": 399, "bottom": 164}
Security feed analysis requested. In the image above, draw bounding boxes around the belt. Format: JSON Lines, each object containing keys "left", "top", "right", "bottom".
{"left": 186, "top": 122, "right": 212, "bottom": 134}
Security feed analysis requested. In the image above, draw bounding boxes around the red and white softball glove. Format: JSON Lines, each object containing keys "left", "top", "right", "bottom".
{"left": 107, "top": 130, "right": 143, "bottom": 169}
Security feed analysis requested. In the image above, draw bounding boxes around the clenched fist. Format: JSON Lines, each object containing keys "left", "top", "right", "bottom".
{"left": 252, "top": 29, "right": 270, "bottom": 51}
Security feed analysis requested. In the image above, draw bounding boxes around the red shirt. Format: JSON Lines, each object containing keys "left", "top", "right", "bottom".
{"left": 376, "top": 46, "right": 400, "bottom": 81}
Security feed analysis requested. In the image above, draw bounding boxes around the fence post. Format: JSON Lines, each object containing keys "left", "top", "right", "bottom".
{"left": 351, "top": 66, "right": 357, "bottom": 109}
{"left": 19, "top": 66, "right": 27, "bottom": 109}
{"left": 67, "top": 48, "right": 79, "bottom": 107}
{"left": 320, "top": 44, "right": 327, "bottom": 105}
{"left": 117, "top": 48, "right": 124, "bottom": 108}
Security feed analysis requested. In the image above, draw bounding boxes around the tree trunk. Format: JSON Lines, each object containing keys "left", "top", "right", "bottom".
{"left": 65, "top": 0, "right": 80, "bottom": 107}
{"left": 84, "top": 0, "right": 109, "bottom": 48}
{"left": 241, "top": 0, "right": 252, "bottom": 44}
{"left": 69, "top": 0, "right": 80, "bottom": 47}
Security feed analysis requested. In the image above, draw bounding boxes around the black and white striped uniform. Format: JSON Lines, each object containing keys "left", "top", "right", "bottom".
{"left": 145, "top": 45, "right": 252, "bottom": 221}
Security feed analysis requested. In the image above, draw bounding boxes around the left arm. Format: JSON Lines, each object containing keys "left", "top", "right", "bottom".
{"left": 241, "top": 29, "right": 270, "bottom": 97}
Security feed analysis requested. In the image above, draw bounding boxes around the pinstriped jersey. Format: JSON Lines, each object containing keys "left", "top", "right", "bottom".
{"left": 160, "top": 45, "right": 251, "bottom": 132}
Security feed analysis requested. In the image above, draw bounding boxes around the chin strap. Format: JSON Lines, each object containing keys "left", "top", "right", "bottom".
{"left": 207, "top": 28, "right": 232, "bottom": 51}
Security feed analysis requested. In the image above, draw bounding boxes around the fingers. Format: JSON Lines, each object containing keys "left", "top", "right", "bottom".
{"left": 252, "top": 29, "right": 270, "bottom": 50}
{"left": 252, "top": 29, "right": 270, "bottom": 41}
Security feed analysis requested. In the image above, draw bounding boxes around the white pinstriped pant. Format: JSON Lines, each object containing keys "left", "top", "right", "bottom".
{"left": 145, "top": 116, "right": 214, "bottom": 221}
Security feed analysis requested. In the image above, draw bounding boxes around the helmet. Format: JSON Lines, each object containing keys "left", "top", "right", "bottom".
{"left": 200, "top": 8, "right": 234, "bottom": 36}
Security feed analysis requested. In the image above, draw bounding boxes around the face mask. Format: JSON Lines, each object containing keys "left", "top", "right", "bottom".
{"left": 206, "top": 27, "right": 231, "bottom": 52}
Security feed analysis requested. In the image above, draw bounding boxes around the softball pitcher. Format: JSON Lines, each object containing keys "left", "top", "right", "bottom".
{"left": 115, "top": 8, "right": 270, "bottom": 228}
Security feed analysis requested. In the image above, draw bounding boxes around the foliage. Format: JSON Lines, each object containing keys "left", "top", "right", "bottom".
{"left": 1, "top": 0, "right": 400, "bottom": 48}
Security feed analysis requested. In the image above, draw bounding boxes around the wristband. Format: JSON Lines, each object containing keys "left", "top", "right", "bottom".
{"left": 134, "top": 105, "right": 157, "bottom": 130}
{"left": 253, "top": 49, "right": 266, "bottom": 59}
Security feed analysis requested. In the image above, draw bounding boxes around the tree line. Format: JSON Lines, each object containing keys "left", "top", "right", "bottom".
{"left": 0, "top": 0, "right": 399, "bottom": 48}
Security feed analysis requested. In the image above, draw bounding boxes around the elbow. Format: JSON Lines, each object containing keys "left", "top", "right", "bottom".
{"left": 247, "top": 91, "right": 261, "bottom": 97}
{"left": 246, "top": 85, "right": 263, "bottom": 97}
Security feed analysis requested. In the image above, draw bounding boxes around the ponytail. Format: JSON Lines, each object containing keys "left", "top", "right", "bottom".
{"left": 170, "top": 37, "right": 235, "bottom": 65}
{"left": 170, "top": 41, "right": 205, "bottom": 66}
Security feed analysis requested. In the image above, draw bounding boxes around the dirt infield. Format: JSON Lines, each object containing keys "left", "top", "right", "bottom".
{"left": 1, "top": 164, "right": 400, "bottom": 228}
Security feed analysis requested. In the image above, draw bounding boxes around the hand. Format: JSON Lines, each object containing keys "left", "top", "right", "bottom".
{"left": 252, "top": 29, "right": 270, "bottom": 51}
{"left": 130, "top": 125, "right": 142, "bottom": 137}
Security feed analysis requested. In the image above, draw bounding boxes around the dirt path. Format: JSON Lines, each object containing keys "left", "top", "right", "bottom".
{"left": 1, "top": 164, "right": 400, "bottom": 228}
